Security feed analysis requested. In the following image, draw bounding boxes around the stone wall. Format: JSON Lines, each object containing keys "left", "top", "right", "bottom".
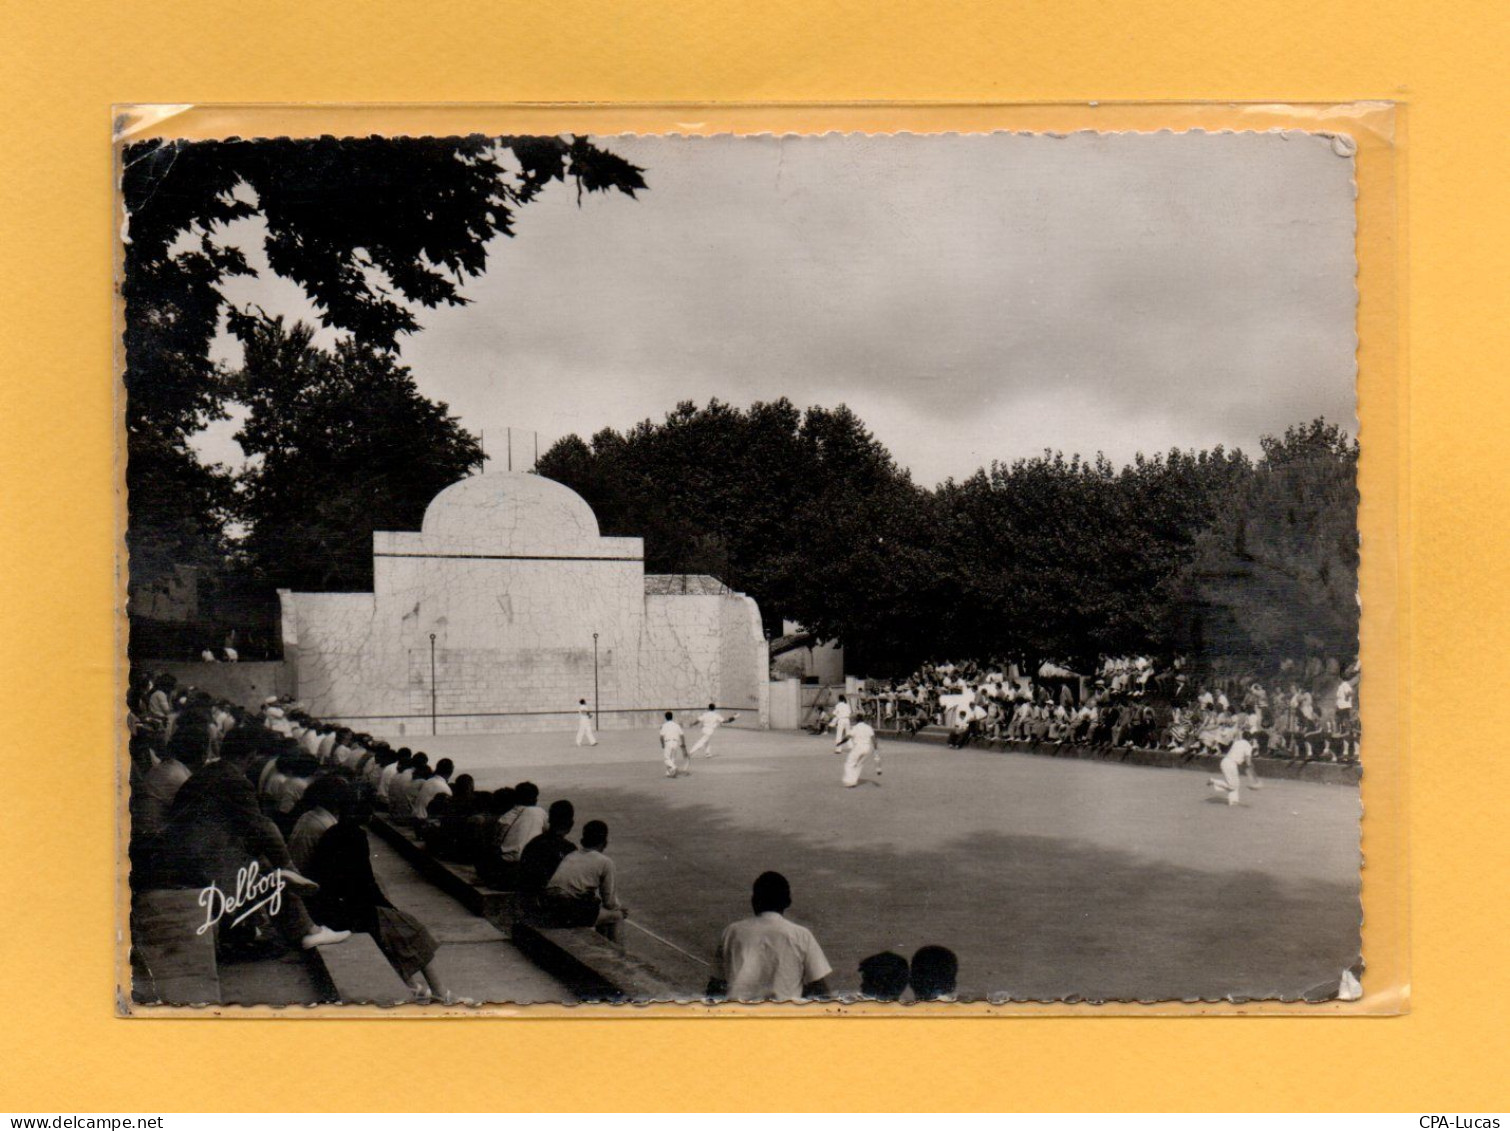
{"left": 279, "top": 472, "right": 768, "bottom": 733}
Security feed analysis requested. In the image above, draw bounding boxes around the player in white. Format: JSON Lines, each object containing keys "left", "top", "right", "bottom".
{"left": 689, "top": 703, "right": 738, "bottom": 759}
{"left": 659, "top": 710, "right": 689, "bottom": 778}
{"left": 840, "top": 716, "right": 880, "bottom": 788}
{"left": 831, "top": 694, "right": 853, "bottom": 751}
{"left": 575, "top": 698, "right": 598, "bottom": 747}
{"left": 1208, "top": 726, "right": 1263, "bottom": 806}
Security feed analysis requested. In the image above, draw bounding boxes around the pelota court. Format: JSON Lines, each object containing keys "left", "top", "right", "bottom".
{"left": 392, "top": 724, "right": 1362, "bottom": 1002}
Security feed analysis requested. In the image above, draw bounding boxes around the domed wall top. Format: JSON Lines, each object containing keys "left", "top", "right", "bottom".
{"left": 419, "top": 472, "right": 602, "bottom": 553}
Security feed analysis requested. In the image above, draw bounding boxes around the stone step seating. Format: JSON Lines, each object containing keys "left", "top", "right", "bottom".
{"left": 130, "top": 889, "right": 222, "bottom": 1007}
{"left": 131, "top": 888, "right": 366, "bottom": 1008}
{"left": 512, "top": 923, "right": 683, "bottom": 1003}
{"left": 369, "top": 814, "right": 688, "bottom": 1001}
{"left": 303, "top": 930, "right": 413, "bottom": 1006}
{"left": 888, "top": 724, "right": 1361, "bottom": 784}
{"left": 369, "top": 816, "right": 522, "bottom": 928}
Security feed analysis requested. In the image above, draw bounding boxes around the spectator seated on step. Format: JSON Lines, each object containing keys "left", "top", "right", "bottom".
{"left": 137, "top": 725, "right": 348, "bottom": 955}
{"left": 362, "top": 746, "right": 396, "bottom": 796}
{"left": 707, "top": 871, "right": 833, "bottom": 1003}
{"left": 909, "top": 945, "right": 959, "bottom": 1002}
{"left": 411, "top": 757, "right": 454, "bottom": 819}
{"left": 382, "top": 751, "right": 419, "bottom": 814}
{"left": 418, "top": 774, "right": 475, "bottom": 861}
{"left": 377, "top": 749, "right": 411, "bottom": 808}
{"left": 132, "top": 721, "right": 204, "bottom": 845}
{"left": 287, "top": 774, "right": 353, "bottom": 874}
{"left": 393, "top": 759, "right": 428, "bottom": 823}
{"left": 519, "top": 800, "right": 578, "bottom": 895}
{"left": 465, "top": 788, "right": 516, "bottom": 876}
{"left": 304, "top": 792, "right": 447, "bottom": 1001}
{"left": 477, "top": 782, "right": 548, "bottom": 890}
{"left": 258, "top": 745, "right": 321, "bottom": 832}
{"left": 537, "top": 819, "right": 628, "bottom": 944}
{"left": 858, "top": 951, "right": 910, "bottom": 1002}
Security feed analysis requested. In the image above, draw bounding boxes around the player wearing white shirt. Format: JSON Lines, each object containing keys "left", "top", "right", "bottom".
{"left": 840, "top": 719, "right": 880, "bottom": 788}
{"left": 575, "top": 699, "right": 598, "bottom": 747}
{"left": 1208, "top": 730, "right": 1263, "bottom": 806}
{"left": 659, "top": 711, "right": 688, "bottom": 778}
{"left": 690, "top": 703, "right": 737, "bottom": 758}
{"left": 831, "top": 695, "right": 853, "bottom": 750}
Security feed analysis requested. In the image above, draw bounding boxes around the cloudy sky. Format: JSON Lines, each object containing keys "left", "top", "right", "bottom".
{"left": 202, "top": 130, "right": 1358, "bottom": 487}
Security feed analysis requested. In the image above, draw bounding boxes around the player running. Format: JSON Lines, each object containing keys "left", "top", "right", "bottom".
{"left": 660, "top": 710, "right": 689, "bottom": 778}
{"left": 840, "top": 716, "right": 881, "bottom": 788}
{"left": 690, "top": 703, "right": 738, "bottom": 759}
{"left": 1208, "top": 725, "right": 1263, "bottom": 806}
{"left": 831, "top": 694, "right": 853, "bottom": 751}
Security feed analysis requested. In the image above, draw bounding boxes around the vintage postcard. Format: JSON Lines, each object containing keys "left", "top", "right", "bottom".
{"left": 120, "top": 125, "right": 1364, "bottom": 1008}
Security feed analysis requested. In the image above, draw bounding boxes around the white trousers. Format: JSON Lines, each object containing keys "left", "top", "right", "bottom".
{"left": 842, "top": 744, "right": 872, "bottom": 787}
{"left": 690, "top": 729, "right": 717, "bottom": 757}
{"left": 663, "top": 741, "right": 688, "bottom": 773}
{"left": 833, "top": 717, "right": 851, "bottom": 747}
{"left": 1212, "top": 752, "right": 1255, "bottom": 797}
{"left": 576, "top": 716, "right": 597, "bottom": 746}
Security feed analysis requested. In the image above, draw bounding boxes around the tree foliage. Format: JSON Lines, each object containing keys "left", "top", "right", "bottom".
{"left": 1174, "top": 419, "right": 1360, "bottom": 663}
{"left": 934, "top": 446, "right": 1252, "bottom": 668}
{"left": 540, "top": 404, "right": 1357, "bottom": 675}
{"left": 229, "top": 314, "right": 485, "bottom": 592}
{"left": 537, "top": 400, "right": 943, "bottom": 668}
{"left": 121, "top": 133, "right": 645, "bottom": 588}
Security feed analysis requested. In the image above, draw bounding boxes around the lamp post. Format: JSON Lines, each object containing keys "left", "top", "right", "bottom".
{"left": 429, "top": 632, "right": 438, "bottom": 736}
{"left": 592, "top": 633, "right": 600, "bottom": 727}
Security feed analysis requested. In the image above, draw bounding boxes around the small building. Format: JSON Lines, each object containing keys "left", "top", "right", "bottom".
{"left": 277, "top": 472, "right": 769, "bottom": 734}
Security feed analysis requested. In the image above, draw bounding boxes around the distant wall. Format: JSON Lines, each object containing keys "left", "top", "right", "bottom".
{"left": 718, "top": 592, "right": 769, "bottom": 721}
{"left": 148, "top": 660, "right": 294, "bottom": 711}
{"left": 280, "top": 472, "right": 768, "bottom": 733}
{"left": 768, "top": 678, "right": 802, "bottom": 729}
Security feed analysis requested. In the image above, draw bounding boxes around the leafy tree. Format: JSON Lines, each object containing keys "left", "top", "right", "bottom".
{"left": 933, "top": 446, "right": 1249, "bottom": 671}
{"left": 228, "top": 315, "right": 485, "bottom": 592}
{"left": 537, "top": 399, "right": 948, "bottom": 671}
{"left": 1175, "top": 418, "right": 1359, "bottom": 664}
{"left": 121, "top": 133, "right": 645, "bottom": 589}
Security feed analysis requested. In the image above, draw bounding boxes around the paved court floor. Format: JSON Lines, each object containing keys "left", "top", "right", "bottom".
{"left": 381, "top": 725, "right": 1362, "bottom": 1001}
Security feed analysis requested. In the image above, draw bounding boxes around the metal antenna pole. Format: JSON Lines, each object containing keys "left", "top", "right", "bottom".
{"left": 429, "top": 632, "right": 438, "bottom": 736}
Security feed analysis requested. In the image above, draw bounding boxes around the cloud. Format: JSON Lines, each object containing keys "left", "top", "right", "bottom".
{"left": 200, "top": 131, "right": 1358, "bottom": 487}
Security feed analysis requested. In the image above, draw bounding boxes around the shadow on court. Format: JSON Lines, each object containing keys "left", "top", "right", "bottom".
{"left": 488, "top": 756, "right": 1361, "bottom": 1002}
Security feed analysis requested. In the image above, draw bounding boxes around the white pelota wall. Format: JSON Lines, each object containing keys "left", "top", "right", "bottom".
{"left": 279, "top": 472, "right": 768, "bottom": 732}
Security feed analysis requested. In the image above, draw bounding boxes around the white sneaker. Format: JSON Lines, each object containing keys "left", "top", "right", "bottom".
{"left": 1227, "top": 793, "right": 1240, "bottom": 806}
{"left": 301, "top": 926, "right": 351, "bottom": 949}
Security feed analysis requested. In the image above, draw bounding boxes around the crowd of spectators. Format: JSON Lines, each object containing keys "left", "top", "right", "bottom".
{"left": 126, "top": 672, "right": 629, "bottom": 1000}
{"left": 851, "top": 654, "right": 1360, "bottom": 763}
{"left": 129, "top": 672, "right": 946, "bottom": 1002}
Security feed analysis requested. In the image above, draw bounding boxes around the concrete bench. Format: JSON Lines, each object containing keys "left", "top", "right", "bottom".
{"left": 512, "top": 922, "right": 684, "bottom": 1003}
{"left": 305, "top": 931, "right": 413, "bottom": 1006}
{"left": 130, "top": 889, "right": 220, "bottom": 1006}
{"left": 369, "top": 816, "right": 522, "bottom": 927}
{"left": 372, "top": 815, "right": 697, "bottom": 999}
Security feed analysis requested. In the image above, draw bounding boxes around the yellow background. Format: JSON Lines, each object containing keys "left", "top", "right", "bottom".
{"left": 0, "top": 0, "right": 1500, "bottom": 1112}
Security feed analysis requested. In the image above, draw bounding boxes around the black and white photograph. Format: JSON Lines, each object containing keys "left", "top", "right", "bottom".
{"left": 120, "top": 127, "right": 1363, "bottom": 1008}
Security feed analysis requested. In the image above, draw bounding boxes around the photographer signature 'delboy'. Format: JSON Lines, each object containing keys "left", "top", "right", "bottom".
{"left": 197, "top": 862, "right": 289, "bottom": 935}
